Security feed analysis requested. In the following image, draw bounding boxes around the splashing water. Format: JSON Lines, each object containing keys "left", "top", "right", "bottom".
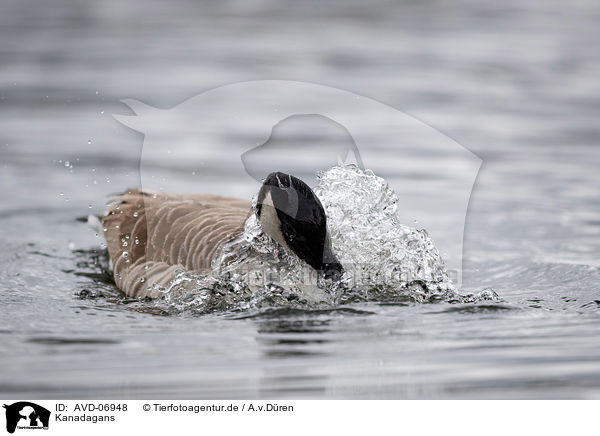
{"left": 315, "top": 165, "right": 456, "bottom": 299}
{"left": 157, "top": 165, "right": 496, "bottom": 314}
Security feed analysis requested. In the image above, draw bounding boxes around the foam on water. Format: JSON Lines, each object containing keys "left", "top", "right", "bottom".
{"left": 156, "top": 165, "right": 496, "bottom": 314}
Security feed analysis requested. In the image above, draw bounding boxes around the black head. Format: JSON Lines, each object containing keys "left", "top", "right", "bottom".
{"left": 256, "top": 172, "right": 343, "bottom": 279}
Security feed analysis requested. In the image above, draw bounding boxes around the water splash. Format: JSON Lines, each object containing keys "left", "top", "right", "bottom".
{"left": 315, "top": 165, "right": 456, "bottom": 299}
{"left": 155, "top": 165, "right": 496, "bottom": 313}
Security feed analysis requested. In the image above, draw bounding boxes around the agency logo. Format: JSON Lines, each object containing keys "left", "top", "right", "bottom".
{"left": 114, "top": 80, "right": 481, "bottom": 287}
{"left": 3, "top": 402, "right": 50, "bottom": 434}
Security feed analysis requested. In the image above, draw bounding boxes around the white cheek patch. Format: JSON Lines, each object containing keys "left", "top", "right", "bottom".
{"left": 259, "top": 191, "right": 291, "bottom": 251}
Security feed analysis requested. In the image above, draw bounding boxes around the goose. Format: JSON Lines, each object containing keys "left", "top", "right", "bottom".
{"left": 102, "top": 172, "right": 343, "bottom": 298}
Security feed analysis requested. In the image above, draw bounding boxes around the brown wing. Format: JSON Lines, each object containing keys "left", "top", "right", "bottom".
{"left": 102, "top": 189, "right": 251, "bottom": 298}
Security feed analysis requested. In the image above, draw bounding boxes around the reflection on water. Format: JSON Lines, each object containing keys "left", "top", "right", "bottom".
{"left": 1, "top": 0, "right": 600, "bottom": 399}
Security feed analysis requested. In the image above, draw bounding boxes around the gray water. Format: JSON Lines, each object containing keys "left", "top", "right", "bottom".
{"left": 1, "top": 0, "right": 600, "bottom": 399}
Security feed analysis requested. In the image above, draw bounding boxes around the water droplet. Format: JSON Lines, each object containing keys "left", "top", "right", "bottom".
{"left": 152, "top": 193, "right": 157, "bottom": 198}
{"left": 88, "top": 204, "right": 92, "bottom": 209}
{"left": 132, "top": 211, "right": 139, "bottom": 217}
{"left": 64, "top": 160, "right": 70, "bottom": 167}
{"left": 95, "top": 90, "right": 99, "bottom": 95}
{"left": 140, "top": 277, "right": 146, "bottom": 283}
{"left": 59, "top": 192, "right": 64, "bottom": 196}
{"left": 134, "top": 238, "right": 140, "bottom": 245}
{"left": 122, "top": 251, "right": 129, "bottom": 258}
{"left": 87, "top": 139, "right": 92, "bottom": 145}
{"left": 122, "top": 241, "right": 128, "bottom": 247}
{"left": 100, "top": 110, "right": 104, "bottom": 115}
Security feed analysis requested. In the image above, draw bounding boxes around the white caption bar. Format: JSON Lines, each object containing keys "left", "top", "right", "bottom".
{"left": 0, "top": 400, "right": 597, "bottom": 436}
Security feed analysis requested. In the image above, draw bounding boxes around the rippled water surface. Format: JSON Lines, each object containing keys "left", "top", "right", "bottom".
{"left": 1, "top": 0, "right": 600, "bottom": 399}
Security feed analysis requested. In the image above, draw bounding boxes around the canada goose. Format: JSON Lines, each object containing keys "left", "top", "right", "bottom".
{"left": 102, "top": 172, "right": 343, "bottom": 298}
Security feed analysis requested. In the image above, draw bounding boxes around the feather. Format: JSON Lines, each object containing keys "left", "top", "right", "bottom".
{"left": 102, "top": 189, "right": 250, "bottom": 298}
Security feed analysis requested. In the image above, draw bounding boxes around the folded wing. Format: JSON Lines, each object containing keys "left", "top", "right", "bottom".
{"left": 103, "top": 190, "right": 250, "bottom": 298}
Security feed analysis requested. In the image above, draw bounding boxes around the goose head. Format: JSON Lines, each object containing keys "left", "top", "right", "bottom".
{"left": 256, "top": 172, "right": 343, "bottom": 280}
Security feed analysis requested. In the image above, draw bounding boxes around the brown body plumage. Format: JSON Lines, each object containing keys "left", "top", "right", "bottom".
{"left": 103, "top": 190, "right": 251, "bottom": 298}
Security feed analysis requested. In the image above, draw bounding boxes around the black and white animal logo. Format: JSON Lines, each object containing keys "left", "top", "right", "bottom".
{"left": 3, "top": 402, "right": 50, "bottom": 434}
